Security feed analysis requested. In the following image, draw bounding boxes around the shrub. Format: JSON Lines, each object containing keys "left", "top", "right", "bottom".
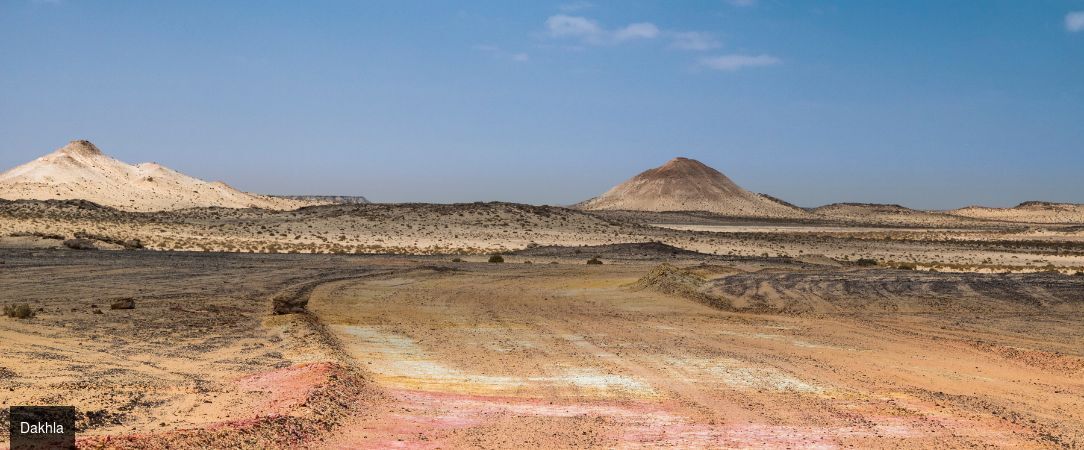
{"left": 586, "top": 257, "right": 603, "bottom": 265}
{"left": 855, "top": 258, "right": 878, "bottom": 267}
{"left": 896, "top": 263, "right": 917, "bottom": 271}
{"left": 451, "top": 258, "right": 463, "bottom": 263}
{"left": 3, "top": 304, "right": 35, "bottom": 319}
{"left": 488, "top": 254, "right": 504, "bottom": 263}
{"left": 110, "top": 298, "right": 135, "bottom": 310}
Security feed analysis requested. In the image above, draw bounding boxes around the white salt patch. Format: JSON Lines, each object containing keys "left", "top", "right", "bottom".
{"left": 671, "top": 357, "right": 824, "bottom": 394}
{"left": 337, "top": 325, "right": 654, "bottom": 395}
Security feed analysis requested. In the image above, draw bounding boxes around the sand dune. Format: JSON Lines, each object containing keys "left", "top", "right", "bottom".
{"left": 577, "top": 157, "right": 809, "bottom": 219}
{"left": 0, "top": 140, "right": 317, "bottom": 212}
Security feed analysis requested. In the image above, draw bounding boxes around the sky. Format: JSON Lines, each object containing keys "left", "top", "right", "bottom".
{"left": 1, "top": 0, "right": 1082, "bottom": 209}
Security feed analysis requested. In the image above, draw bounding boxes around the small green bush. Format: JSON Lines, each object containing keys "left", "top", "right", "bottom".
{"left": 488, "top": 254, "right": 504, "bottom": 263}
{"left": 3, "top": 304, "right": 35, "bottom": 319}
{"left": 586, "top": 257, "right": 603, "bottom": 265}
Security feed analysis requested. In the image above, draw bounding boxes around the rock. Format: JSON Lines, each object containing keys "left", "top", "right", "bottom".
{"left": 63, "top": 238, "right": 98, "bottom": 250}
{"left": 110, "top": 298, "right": 135, "bottom": 310}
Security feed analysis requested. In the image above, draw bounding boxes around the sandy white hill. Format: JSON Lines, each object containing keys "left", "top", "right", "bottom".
{"left": 576, "top": 157, "right": 809, "bottom": 219}
{"left": 0, "top": 140, "right": 317, "bottom": 212}
{"left": 946, "top": 202, "right": 1084, "bottom": 224}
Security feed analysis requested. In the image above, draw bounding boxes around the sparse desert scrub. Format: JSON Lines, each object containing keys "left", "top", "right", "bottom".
{"left": 3, "top": 303, "right": 35, "bottom": 319}
{"left": 2, "top": 200, "right": 1082, "bottom": 270}
{"left": 488, "top": 254, "right": 504, "bottom": 263}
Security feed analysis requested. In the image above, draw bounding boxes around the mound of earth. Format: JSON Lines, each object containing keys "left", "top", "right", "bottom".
{"left": 813, "top": 203, "right": 979, "bottom": 227}
{"left": 0, "top": 140, "right": 319, "bottom": 212}
{"left": 947, "top": 201, "right": 1084, "bottom": 224}
{"left": 576, "top": 157, "right": 808, "bottom": 219}
{"left": 701, "top": 269, "right": 1084, "bottom": 314}
{"left": 632, "top": 263, "right": 708, "bottom": 298}
{"left": 634, "top": 263, "right": 1084, "bottom": 315}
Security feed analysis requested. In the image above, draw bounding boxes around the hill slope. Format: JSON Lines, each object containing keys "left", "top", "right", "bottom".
{"left": 0, "top": 140, "right": 316, "bottom": 212}
{"left": 576, "top": 157, "right": 808, "bottom": 219}
{"left": 946, "top": 202, "right": 1084, "bottom": 224}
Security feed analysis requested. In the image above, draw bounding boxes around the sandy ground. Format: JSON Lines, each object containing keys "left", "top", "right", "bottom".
{"left": 1, "top": 247, "right": 1082, "bottom": 448}
{"left": 0, "top": 250, "right": 386, "bottom": 448}
{"left": 309, "top": 265, "right": 1084, "bottom": 448}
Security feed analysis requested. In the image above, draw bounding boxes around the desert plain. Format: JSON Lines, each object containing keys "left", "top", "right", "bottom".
{"left": 1, "top": 143, "right": 1083, "bottom": 449}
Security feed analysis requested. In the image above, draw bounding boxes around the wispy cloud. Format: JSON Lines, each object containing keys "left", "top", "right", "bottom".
{"left": 540, "top": 12, "right": 777, "bottom": 73}
{"left": 614, "top": 23, "right": 661, "bottom": 41}
{"left": 545, "top": 15, "right": 659, "bottom": 45}
{"left": 670, "top": 32, "right": 721, "bottom": 51}
{"left": 726, "top": 0, "right": 758, "bottom": 7}
{"left": 545, "top": 15, "right": 603, "bottom": 39}
{"left": 699, "top": 54, "right": 781, "bottom": 71}
{"left": 473, "top": 44, "right": 530, "bottom": 63}
{"left": 1067, "top": 11, "right": 1084, "bottom": 32}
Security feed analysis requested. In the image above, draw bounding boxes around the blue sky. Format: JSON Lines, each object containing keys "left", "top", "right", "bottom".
{"left": 2, "top": 0, "right": 1082, "bottom": 208}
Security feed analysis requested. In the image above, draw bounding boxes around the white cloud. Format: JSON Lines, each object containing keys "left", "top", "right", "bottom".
{"left": 727, "top": 0, "right": 757, "bottom": 7}
{"left": 699, "top": 54, "right": 781, "bottom": 71}
{"left": 545, "top": 15, "right": 659, "bottom": 45}
{"left": 1067, "top": 11, "right": 1084, "bottom": 32}
{"left": 670, "top": 31, "right": 721, "bottom": 51}
{"left": 614, "top": 23, "right": 660, "bottom": 41}
{"left": 545, "top": 15, "right": 603, "bottom": 39}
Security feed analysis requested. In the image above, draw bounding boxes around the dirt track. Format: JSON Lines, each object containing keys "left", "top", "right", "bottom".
{"left": 309, "top": 265, "right": 1084, "bottom": 448}
{"left": 1, "top": 251, "right": 1082, "bottom": 448}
